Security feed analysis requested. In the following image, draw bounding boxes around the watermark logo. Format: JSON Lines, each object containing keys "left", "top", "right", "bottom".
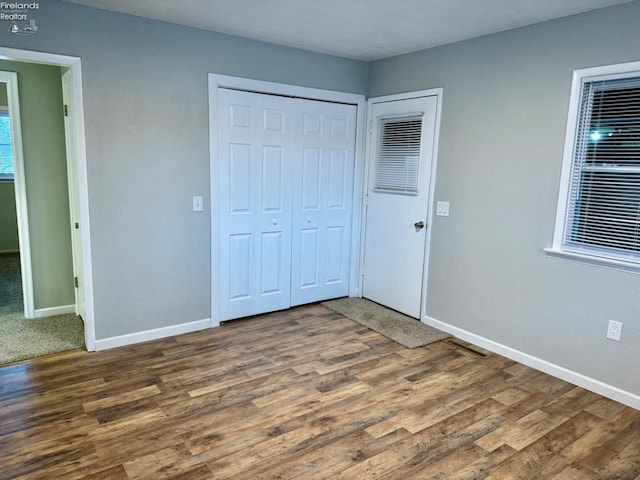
{"left": 1, "top": 2, "right": 39, "bottom": 35}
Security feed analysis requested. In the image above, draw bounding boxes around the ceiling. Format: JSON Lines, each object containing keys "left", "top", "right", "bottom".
{"left": 63, "top": 0, "right": 632, "bottom": 61}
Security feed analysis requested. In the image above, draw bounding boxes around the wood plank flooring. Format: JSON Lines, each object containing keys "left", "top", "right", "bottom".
{"left": 0, "top": 304, "right": 638, "bottom": 479}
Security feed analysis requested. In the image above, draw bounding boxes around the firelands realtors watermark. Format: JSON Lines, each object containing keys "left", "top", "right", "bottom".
{"left": 1, "top": 2, "right": 39, "bottom": 35}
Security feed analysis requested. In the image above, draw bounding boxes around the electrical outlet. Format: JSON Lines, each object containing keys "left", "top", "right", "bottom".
{"left": 606, "top": 319, "right": 623, "bottom": 342}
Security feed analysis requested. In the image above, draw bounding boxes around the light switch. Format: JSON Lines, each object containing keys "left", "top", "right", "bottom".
{"left": 192, "top": 195, "right": 203, "bottom": 212}
{"left": 436, "top": 201, "right": 450, "bottom": 217}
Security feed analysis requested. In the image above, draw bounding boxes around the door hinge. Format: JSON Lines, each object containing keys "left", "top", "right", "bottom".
{"left": 74, "top": 276, "right": 78, "bottom": 288}
{"left": 75, "top": 222, "right": 79, "bottom": 229}
{"left": 64, "top": 104, "right": 68, "bottom": 117}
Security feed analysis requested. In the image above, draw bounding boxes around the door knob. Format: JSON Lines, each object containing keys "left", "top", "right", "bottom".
{"left": 414, "top": 221, "right": 425, "bottom": 229}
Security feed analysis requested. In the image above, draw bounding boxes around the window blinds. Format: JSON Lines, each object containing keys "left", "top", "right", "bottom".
{"left": 564, "top": 76, "right": 640, "bottom": 260}
{"left": 0, "top": 111, "right": 13, "bottom": 180}
{"left": 374, "top": 115, "right": 423, "bottom": 195}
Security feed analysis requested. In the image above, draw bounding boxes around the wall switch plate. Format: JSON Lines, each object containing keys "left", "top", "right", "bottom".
{"left": 606, "top": 319, "right": 623, "bottom": 342}
{"left": 192, "top": 195, "right": 203, "bottom": 212}
{"left": 436, "top": 201, "right": 450, "bottom": 216}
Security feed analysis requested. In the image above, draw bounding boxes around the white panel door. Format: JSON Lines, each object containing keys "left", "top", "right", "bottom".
{"left": 218, "top": 89, "right": 294, "bottom": 320}
{"left": 290, "top": 100, "right": 357, "bottom": 306}
{"left": 362, "top": 96, "right": 438, "bottom": 319}
{"left": 218, "top": 89, "right": 357, "bottom": 320}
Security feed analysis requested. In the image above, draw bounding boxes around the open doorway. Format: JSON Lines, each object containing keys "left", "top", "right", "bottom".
{"left": 0, "top": 65, "right": 84, "bottom": 364}
{"left": 0, "top": 79, "right": 24, "bottom": 317}
{"left": 0, "top": 52, "right": 94, "bottom": 361}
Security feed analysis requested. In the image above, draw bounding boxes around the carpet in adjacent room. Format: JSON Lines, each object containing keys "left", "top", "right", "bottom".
{"left": 0, "top": 312, "right": 85, "bottom": 365}
{"left": 0, "top": 253, "right": 85, "bottom": 365}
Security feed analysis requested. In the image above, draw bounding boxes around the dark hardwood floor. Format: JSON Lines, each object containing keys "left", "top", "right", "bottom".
{"left": 0, "top": 304, "right": 638, "bottom": 479}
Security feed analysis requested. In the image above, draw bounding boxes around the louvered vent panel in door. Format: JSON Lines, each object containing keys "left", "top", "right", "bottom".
{"left": 374, "top": 115, "right": 423, "bottom": 195}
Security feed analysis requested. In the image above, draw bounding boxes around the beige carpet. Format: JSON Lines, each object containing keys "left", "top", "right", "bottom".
{"left": 322, "top": 297, "right": 451, "bottom": 348}
{"left": 0, "top": 253, "right": 85, "bottom": 365}
{"left": 0, "top": 312, "right": 85, "bottom": 365}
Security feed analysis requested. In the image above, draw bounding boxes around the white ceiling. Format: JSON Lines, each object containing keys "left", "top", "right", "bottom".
{"left": 63, "top": 0, "right": 632, "bottom": 61}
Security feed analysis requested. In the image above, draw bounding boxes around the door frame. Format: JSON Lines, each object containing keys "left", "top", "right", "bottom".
{"left": 360, "top": 89, "right": 444, "bottom": 321}
{"left": 0, "top": 46, "right": 96, "bottom": 351}
{"left": 61, "top": 68, "right": 85, "bottom": 320}
{"left": 208, "top": 74, "right": 366, "bottom": 326}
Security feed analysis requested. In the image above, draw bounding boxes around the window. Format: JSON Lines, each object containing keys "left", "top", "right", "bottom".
{"left": 374, "top": 115, "right": 423, "bottom": 195}
{"left": 549, "top": 61, "right": 640, "bottom": 270}
{"left": 0, "top": 109, "right": 13, "bottom": 181}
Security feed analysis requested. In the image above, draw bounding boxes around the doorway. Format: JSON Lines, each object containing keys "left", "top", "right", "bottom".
{"left": 0, "top": 77, "right": 24, "bottom": 318}
{"left": 0, "top": 65, "right": 88, "bottom": 363}
{"left": 361, "top": 91, "right": 442, "bottom": 319}
{"left": 0, "top": 71, "right": 30, "bottom": 314}
{"left": 0, "top": 47, "right": 95, "bottom": 351}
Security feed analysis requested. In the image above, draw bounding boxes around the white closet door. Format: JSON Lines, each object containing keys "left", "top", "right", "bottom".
{"left": 290, "top": 100, "right": 357, "bottom": 306}
{"left": 218, "top": 89, "right": 294, "bottom": 321}
{"left": 218, "top": 89, "right": 357, "bottom": 320}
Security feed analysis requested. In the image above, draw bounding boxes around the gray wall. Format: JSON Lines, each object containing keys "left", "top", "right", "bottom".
{"left": 0, "top": 0, "right": 368, "bottom": 339}
{"left": 0, "top": 60, "right": 74, "bottom": 309}
{"left": 369, "top": 2, "right": 640, "bottom": 396}
{"left": 0, "top": 183, "right": 18, "bottom": 252}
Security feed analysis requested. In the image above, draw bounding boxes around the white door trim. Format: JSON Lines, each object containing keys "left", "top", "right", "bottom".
{"left": 362, "top": 89, "right": 444, "bottom": 322}
{"left": 61, "top": 68, "right": 85, "bottom": 320}
{"left": 208, "top": 74, "right": 366, "bottom": 326}
{"left": 0, "top": 47, "right": 96, "bottom": 351}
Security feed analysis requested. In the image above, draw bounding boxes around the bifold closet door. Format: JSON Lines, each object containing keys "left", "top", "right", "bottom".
{"left": 218, "top": 89, "right": 295, "bottom": 321}
{"left": 290, "top": 99, "right": 357, "bottom": 306}
{"left": 218, "top": 88, "right": 356, "bottom": 321}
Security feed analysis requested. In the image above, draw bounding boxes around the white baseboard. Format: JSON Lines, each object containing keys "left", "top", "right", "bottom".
{"left": 33, "top": 304, "right": 75, "bottom": 318}
{"left": 424, "top": 315, "right": 640, "bottom": 411}
{"left": 94, "top": 318, "right": 212, "bottom": 351}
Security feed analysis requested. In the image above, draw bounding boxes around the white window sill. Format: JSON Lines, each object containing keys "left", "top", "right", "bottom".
{"left": 543, "top": 248, "right": 640, "bottom": 275}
